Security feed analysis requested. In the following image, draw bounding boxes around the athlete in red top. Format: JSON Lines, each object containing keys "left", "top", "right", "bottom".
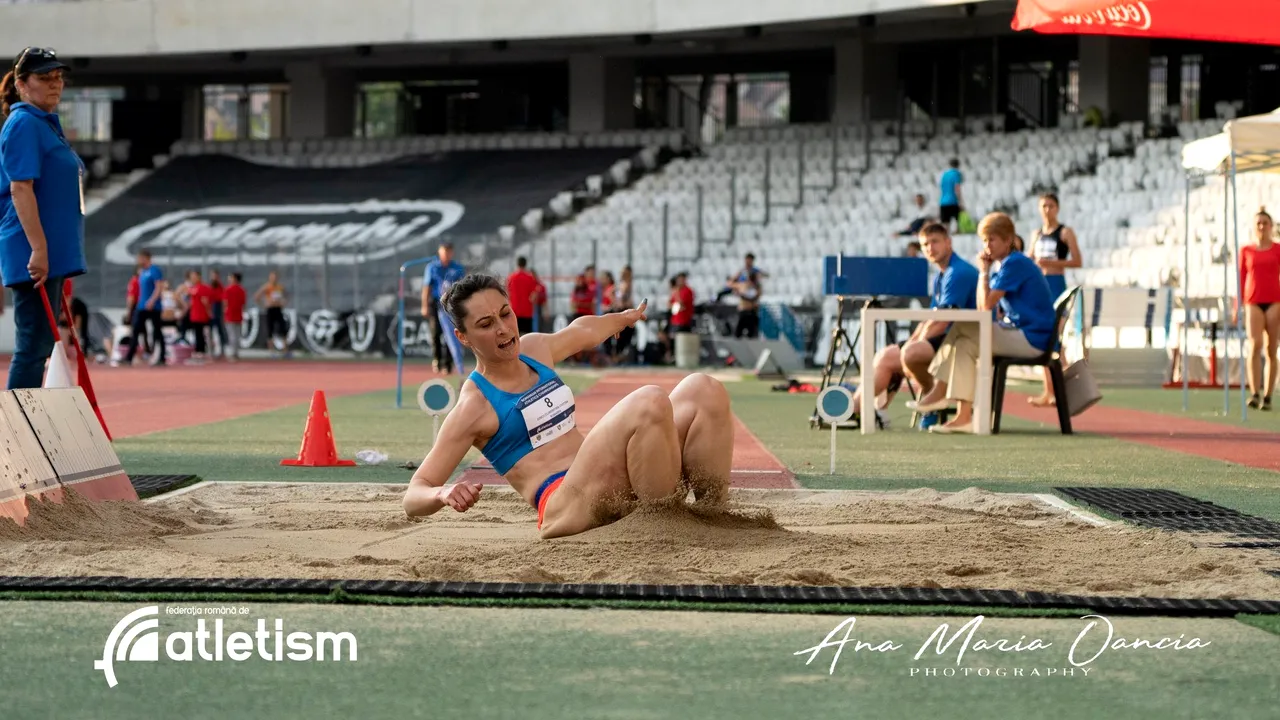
{"left": 126, "top": 272, "right": 140, "bottom": 317}
{"left": 505, "top": 256, "right": 538, "bottom": 335}
{"left": 531, "top": 272, "right": 547, "bottom": 332}
{"left": 183, "top": 270, "right": 214, "bottom": 358}
{"left": 571, "top": 275, "right": 594, "bottom": 318}
{"left": 1239, "top": 208, "right": 1280, "bottom": 409}
{"left": 600, "top": 270, "right": 617, "bottom": 313}
{"left": 583, "top": 265, "right": 599, "bottom": 314}
{"left": 669, "top": 273, "right": 695, "bottom": 331}
{"left": 222, "top": 273, "right": 248, "bottom": 362}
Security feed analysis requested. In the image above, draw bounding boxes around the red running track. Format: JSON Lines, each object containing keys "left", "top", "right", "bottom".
{"left": 57, "top": 360, "right": 429, "bottom": 439}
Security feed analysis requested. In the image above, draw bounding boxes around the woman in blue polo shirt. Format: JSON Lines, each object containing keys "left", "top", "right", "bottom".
{"left": 908, "top": 212, "right": 1056, "bottom": 433}
{"left": 0, "top": 47, "right": 86, "bottom": 389}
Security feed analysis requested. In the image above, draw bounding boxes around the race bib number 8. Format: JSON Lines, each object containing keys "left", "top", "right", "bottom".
{"left": 518, "top": 379, "right": 576, "bottom": 449}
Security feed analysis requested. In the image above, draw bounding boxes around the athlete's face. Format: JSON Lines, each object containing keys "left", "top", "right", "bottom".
{"left": 457, "top": 289, "right": 520, "bottom": 360}
{"left": 1039, "top": 197, "right": 1058, "bottom": 224}
{"left": 1257, "top": 214, "right": 1274, "bottom": 242}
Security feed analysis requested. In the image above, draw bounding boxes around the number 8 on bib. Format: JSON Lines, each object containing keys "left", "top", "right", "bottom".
{"left": 518, "top": 378, "right": 576, "bottom": 449}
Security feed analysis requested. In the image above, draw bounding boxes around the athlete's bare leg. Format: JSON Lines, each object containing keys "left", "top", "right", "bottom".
{"left": 1247, "top": 305, "right": 1266, "bottom": 399}
{"left": 669, "top": 373, "right": 733, "bottom": 505}
{"left": 1265, "top": 303, "right": 1280, "bottom": 400}
{"left": 538, "top": 385, "right": 682, "bottom": 539}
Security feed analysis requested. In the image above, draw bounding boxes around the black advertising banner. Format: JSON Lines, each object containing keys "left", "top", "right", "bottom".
{"left": 234, "top": 307, "right": 436, "bottom": 358}
{"left": 82, "top": 149, "right": 641, "bottom": 312}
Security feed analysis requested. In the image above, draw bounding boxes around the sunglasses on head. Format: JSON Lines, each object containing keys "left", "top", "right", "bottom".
{"left": 15, "top": 47, "right": 58, "bottom": 72}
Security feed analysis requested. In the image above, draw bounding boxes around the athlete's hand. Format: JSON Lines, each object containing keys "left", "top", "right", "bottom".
{"left": 619, "top": 298, "right": 648, "bottom": 326}
{"left": 439, "top": 480, "right": 482, "bottom": 512}
{"left": 614, "top": 298, "right": 648, "bottom": 339}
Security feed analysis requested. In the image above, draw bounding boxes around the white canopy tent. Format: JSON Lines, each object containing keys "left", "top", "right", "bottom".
{"left": 1179, "top": 108, "right": 1280, "bottom": 416}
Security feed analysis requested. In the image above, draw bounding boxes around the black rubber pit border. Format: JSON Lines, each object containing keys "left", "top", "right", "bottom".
{"left": 129, "top": 475, "right": 201, "bottom": 499}
{"left": 0, "top": 576, "right": 1276, "bottom": 616}
{"left": 1054, "top": 487, "right": 1280, "bottom": 540}
{"left": 1055, "top": 486, "right": 1280, "bottom": 579}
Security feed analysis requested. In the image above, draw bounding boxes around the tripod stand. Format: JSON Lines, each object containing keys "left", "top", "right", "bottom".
{"left": 810, "top": 295, "right": 883, "bottom": 430}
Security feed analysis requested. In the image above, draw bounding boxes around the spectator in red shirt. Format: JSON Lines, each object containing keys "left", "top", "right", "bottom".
{"left": 182, "top": 269, "right": 214, "bottom": 358}
{"left": 125, "top": 268, "right": 140, "bottom": 319}
{"left": 571, "top": 274, "right": 594, "bottom": 319}
{"left": 208, "top": 269, "right": 228, "bottom": 358}
{"left": 583, "top": 264, "right": 599, "bottom": 313}
{"left": 505, "top": 255, "right": 538, "bottom": 335}
{"left": 669, "top": 272, "right": 695, "bottom": 332}
{"left": 598, "top": 270, "right": 619, "bottom": 361}
{"left": 123, "top": 266, "right": 150, "bottom": 357}
{"left": 530, "top": 269, "right": 547, "bottom": 332}
{"left": 221, "top": 272, "right": 247, "bottom": 362}
{"left": 600, "top": 271, "right": 617, "bottom": 313}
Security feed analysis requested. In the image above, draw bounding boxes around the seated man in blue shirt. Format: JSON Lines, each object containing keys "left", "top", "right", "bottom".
{"left": 908, "top": 213, "right": 1056, "bottom": 433}
{"left": 851, "top": 223, "right": 979, "bottom": 426}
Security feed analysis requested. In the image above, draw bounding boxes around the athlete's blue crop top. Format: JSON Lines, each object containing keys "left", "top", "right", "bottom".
{"left": 469, "top": 354, "right": 577, "bottom": 475}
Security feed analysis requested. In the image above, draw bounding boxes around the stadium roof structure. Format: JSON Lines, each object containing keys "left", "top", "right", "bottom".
{"left": 1182, "top": 109, "right": 1280, "bottom": 176}
{"left": 1012, "top": 0, "right": 1280, "bottom": 46}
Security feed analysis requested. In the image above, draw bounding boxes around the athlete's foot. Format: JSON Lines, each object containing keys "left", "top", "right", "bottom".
{"left": 1264, "top": 396, "right": 1273, "bottom": 411}
{"left": 1248, "top": 393, "right": 1261, "bottom": 409}
{"left": 1028, "top": 394, "right": 1056, "bottom": 407}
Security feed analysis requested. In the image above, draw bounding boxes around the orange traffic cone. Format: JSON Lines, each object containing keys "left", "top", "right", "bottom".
{"left": 280, "top": 390, "right": 356, "bottom": 467}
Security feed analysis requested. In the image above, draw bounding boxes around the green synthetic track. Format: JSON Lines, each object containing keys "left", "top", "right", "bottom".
{"left": 2, "top": 601, "right": 1277, "bottom": 719}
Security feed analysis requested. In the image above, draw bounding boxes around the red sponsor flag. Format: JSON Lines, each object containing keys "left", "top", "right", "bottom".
{"left": 1013, "top": 0, "right": 1280, "bottom": 46}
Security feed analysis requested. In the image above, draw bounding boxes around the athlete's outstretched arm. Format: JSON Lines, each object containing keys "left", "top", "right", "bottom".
{"left": 404, "top": 401, "right": 483, "bottom": 517}
{"left": 543, "top": 300, "right": 648, "bottom": 363}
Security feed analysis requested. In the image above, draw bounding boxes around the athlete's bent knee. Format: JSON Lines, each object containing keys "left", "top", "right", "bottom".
{"left": 684, "top": 373, "right": 730, "bottom": 411}
{"left": 680, "top": 372, "right": 728, "bottom": 397}
{"left": 629, "top": 385, "right": 675, "bottom": 424}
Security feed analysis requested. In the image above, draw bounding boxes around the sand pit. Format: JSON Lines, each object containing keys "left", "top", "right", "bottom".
{"left": 1, "top": 483, "right": 1279, "bottom": 600}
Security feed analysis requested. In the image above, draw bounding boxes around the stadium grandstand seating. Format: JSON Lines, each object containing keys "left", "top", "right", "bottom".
{"left": 502, "top": 118, "right": 1138, "bottom": 314}
{"left": 78, "top": 114, "right": 1280, "bottom": 365}
{"left": 166, "top": 131, "right": 684, "bottom": 168}
{"left": 496, "top": 113, "right": 1280, "bottom": 335}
